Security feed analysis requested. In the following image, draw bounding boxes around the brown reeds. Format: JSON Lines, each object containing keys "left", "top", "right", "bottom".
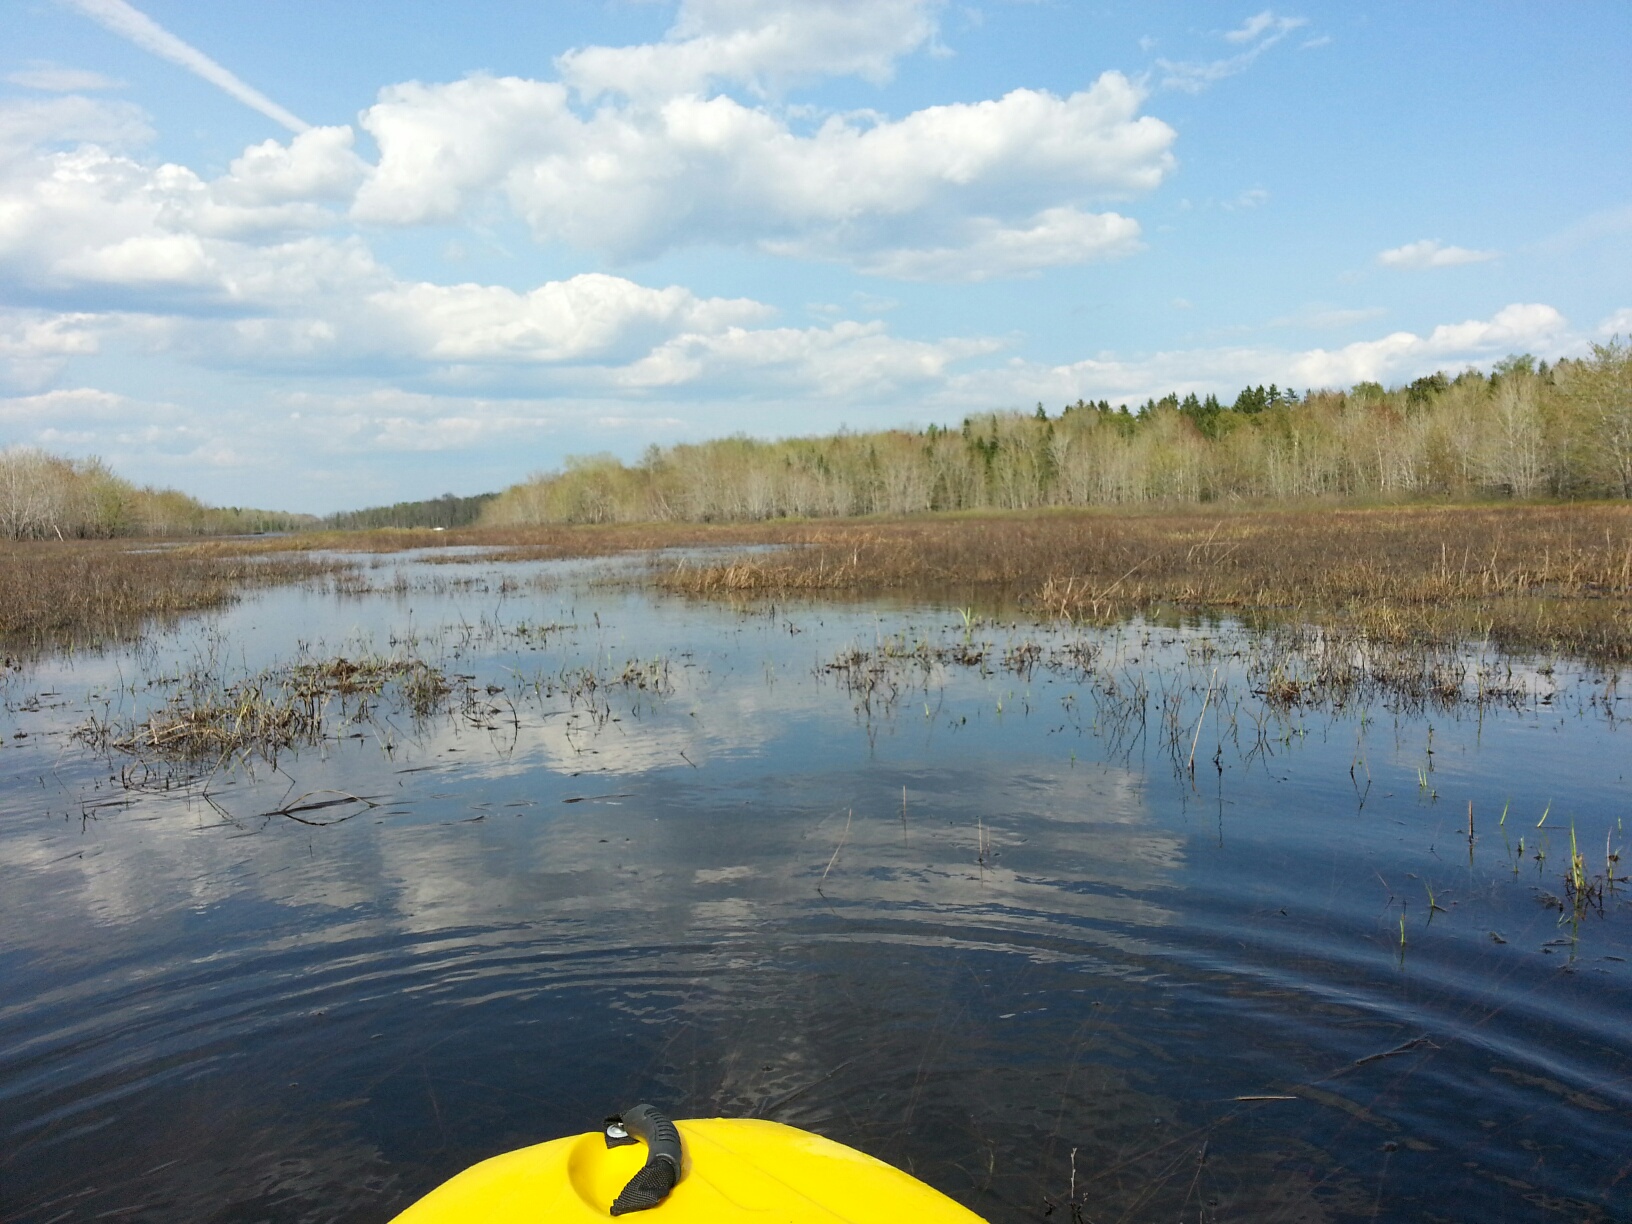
{"left": 78, "top": 653, "right": 461, "bottom": 765}
{"left": 0, "top": 538, "right": 353, "bottom": 654}
{"left": 192, "top": 519, "right": 800, "bottom": 560}
{"left": 11, "top": 503, "right": 1632, "bottom": 664}
{"left": 656, "top": 503, "right": 1632, "bottom": 661}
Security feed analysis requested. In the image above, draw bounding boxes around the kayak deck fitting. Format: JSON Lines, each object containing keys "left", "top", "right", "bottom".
{"left": 391, "top": 1104, "right": 990, "bottom": 1223}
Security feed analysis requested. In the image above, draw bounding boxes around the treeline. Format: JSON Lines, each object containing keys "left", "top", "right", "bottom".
{"left": 0, "top": 447, "right": 315, "bottom": 539}
{"left": 483, "top": 342, "right": 1632, "bottom": 524}
{"left": 323, "top": 492, "right": 497, "bottom": 531}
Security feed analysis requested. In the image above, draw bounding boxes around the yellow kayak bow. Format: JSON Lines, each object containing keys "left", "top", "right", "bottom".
{"left": 391, "top": 1105, "right": 989, "bottom": 1223}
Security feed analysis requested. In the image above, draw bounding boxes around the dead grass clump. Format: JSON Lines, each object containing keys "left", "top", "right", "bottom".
{"left": 105, "top": 681, "right": 320, "bottom": 761}
{"left": 658, "top": 503, "right": 1632, "bottom": 661}
{"left": 0, "top": 539, "right": 354, "bottom": 654}
{"left": 79, "top": 654, "right": 459, "bottom": 766}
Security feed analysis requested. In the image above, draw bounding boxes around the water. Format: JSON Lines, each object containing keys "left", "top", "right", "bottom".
{"left": 1, "top": 553, "right": 1628, "bottom": 1223}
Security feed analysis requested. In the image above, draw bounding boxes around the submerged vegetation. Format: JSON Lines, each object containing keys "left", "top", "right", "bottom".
{"left": 484, "top": 343, "right": 1632, "bottom": 523}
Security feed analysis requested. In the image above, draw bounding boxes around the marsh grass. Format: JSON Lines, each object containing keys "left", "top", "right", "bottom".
{"left": 77, "top": 652, "right": 465, "bottom": 770}
{"left": 657, "top": 503, "right": 1632, "bottom": 661}
{"left": 198, "top": 520, "right": 787, "bottom": 560}
{"left": 17, "top": 504, "right": 1632, "bottom": 663}
{"left": 0, "top": 538, "right": 354, "bottom": 655}
{"left": 76, "top": 623, "right": 682, "bottom": 783}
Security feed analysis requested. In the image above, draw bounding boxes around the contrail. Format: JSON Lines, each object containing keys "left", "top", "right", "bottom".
{"left": 58, "top": 0, "right": 309, "bottom": 133}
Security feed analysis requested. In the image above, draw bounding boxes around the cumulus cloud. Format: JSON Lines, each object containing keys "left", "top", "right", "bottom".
{"left": 216, "top": 127, "right": 367, "bottom": 205}
{"left": 0, "top": 99, "right": 1001, "bottom": 394}
{"left": 557, "top": 0, "right": 942, "bottom": 100}
{"left": 0, "top": 109, "right": 372, "bottom": 307}
{"left": 612, "top": 320, "right": 1000, "bottom": 396}
{"left": 0, "top": 310, "right": 102, "bottom": 390}
{"left": 934, "top": 303, "right": 1575, "bottom": 413}
{"left": 19, "top": 3, "right": 1176, "bottom": 285}
{"left": 836, "top": 207, "right": 1143, "bottom": 281}
{"left": 1158, "top": 9, "right": 1308, "bottom": 92}
{"left": 1287, "top": 303, "right": 1564, "bottom": 386}
{"left": 353, "top": 71, "right": 1175, "bottom": 273}
{"left": 56, "top": 0, "right": 309, "bottom": 132}
{"left": 1377, "top": 239, "right": 1499, "bottom": 269}
{"left": 362, "top": 275, "right": 774, "bottom": 365}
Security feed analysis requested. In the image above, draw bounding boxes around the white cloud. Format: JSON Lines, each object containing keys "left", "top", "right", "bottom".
{"left": 0, "top": 111, "right": 930, "bottom": 384}
{"left": 1224, "top": 11, "right": 1306, "bottom": 44}
{"left": 2, "top": 299, "right": 1597, "bottom": 512}
{"left": 1597, "top": 308, "right": 1632, "bottom": 339}
{"left": 216, "top": 127, "right": 366, "bottom": 205}
{"left": 56, "top": 0, "right": 309, "bottom": 132}
{"left": 557, "top": 0, "right": 942, "bottom": 100}
{"left": 1159, "top": 10, "right": 1308, "bottom": 92}
{"left": 0, "top": 94, "right": 151, "bottom": 153}
{"left": 837, "top": 206, "right": 1142, "bottom": 281}
{"left": 7, "top": 7, "right": 1177, "bottom": 303}
{"left": 354, "top": 72, "right": 1175, "bottom": 272}
{"left": 0, "top": 384, "right": 130, "bottom": 424}
{"left": 362, "top": 275, "right": 774, "bottom": 364}
{"left": 1287, "top": 303, "right": 1566, "bottom": 386}
{"left": 1222, "top": 187, "right": 1268, "bottom": 210}
{"left": 0, "top": 112, "right": 370, "bottom": 304}
{"left": 0, "top": 310, "right": 103, "bottom": 390}
{"left": 612, "top": 319, "right": 1000, "bottom": 397}
{"left": 6, "top": 64, "right": 125, "bottom": 91}
{"left": 0, "top": 311, "right": 101, "bottom": 356}
{"left": 54, "top": 230, "right": 217, "bottom": 287}
{"left": 935, "top": 303, "right": 1575, "bottom": 411}
{"left": 0, "top": 107, "right": 984, "bottom": 385}
{"left": 1377, "top": 239, "right": 1499, "bottom": 269}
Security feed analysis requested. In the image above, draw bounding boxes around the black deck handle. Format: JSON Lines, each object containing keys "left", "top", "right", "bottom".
{"left": 604, "top": 1104, "right": 682, "bottom": 1215}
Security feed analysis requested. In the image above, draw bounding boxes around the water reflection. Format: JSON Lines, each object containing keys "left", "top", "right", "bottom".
{"left": 1, "top": 557, "right": 1628, "bottom": 1223}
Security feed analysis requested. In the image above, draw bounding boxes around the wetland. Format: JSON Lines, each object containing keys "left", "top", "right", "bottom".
{"left": 2, "top": 508, "right": 1630, "bottom": 1223}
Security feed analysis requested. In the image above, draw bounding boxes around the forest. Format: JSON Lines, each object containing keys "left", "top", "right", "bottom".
{"left": 0, "top": 449, "right": 314, "bottom": 539}
{"left": 322, "top": 492, "right": 498, "bottom": 531}
{"left": 482, "top": 341, "right": 1632, "bottom": 525}
{"left": 6, "top": 340, "right": 1628, "bottom": 538}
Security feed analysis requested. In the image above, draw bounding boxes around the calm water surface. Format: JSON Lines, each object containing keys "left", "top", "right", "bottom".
{"left": 1, "top": 553, "right": 1628, "bottom": 1223}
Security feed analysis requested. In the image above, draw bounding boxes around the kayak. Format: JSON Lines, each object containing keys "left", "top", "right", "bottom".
{"left": 390, "top": 1104, "right": 989, "bottom": 1223}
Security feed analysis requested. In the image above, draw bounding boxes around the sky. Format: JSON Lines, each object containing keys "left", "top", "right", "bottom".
{"left": 1, "top": 1, "right": 1629, "bottom": 514}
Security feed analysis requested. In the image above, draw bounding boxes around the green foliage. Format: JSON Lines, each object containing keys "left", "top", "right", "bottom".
{"left": 1233, "top": 385, "right": 1271, "bottom": 414}
{"left": 324, "top": 491, "right": 497, "bottom": 531}
{"left": 1406, "top": 372, "right": 1449, "bottom": 407}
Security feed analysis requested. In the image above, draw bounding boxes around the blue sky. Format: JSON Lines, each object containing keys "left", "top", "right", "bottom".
{"left": 1, "top": 1, "right": 1628, "bottom": 513}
